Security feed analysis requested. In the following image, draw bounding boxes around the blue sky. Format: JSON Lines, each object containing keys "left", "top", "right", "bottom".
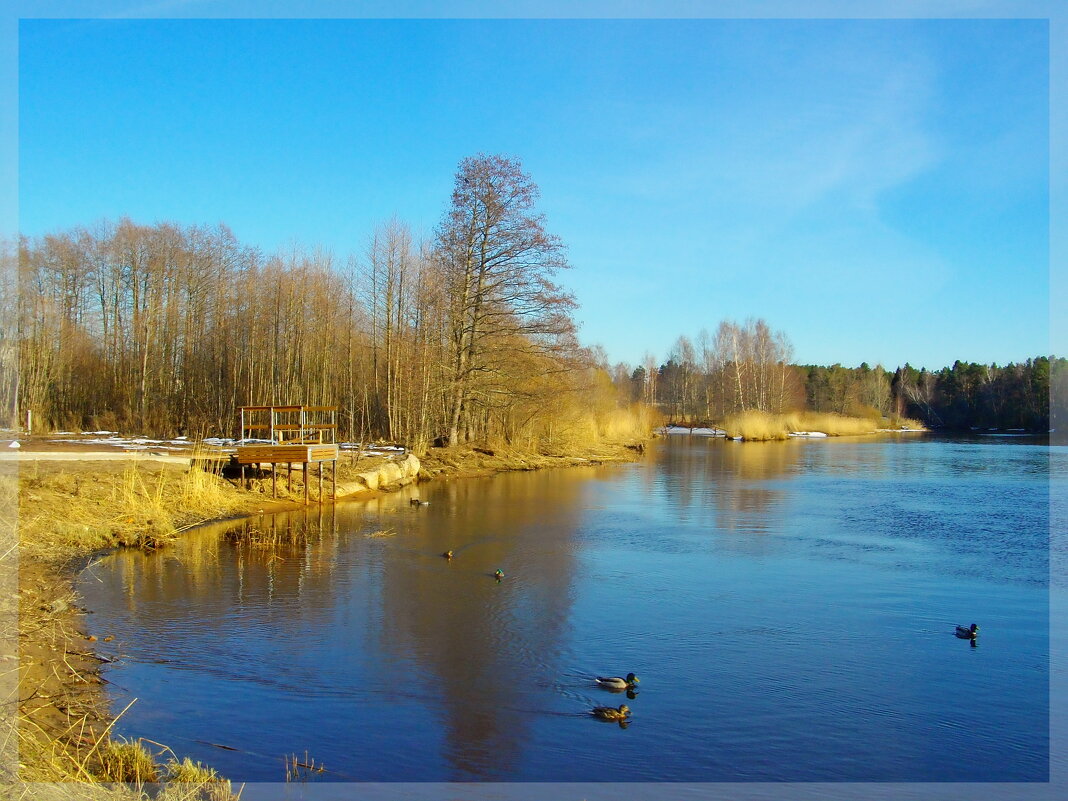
{"left": 17, "top": 14, "right": 1052, "bottom": 371}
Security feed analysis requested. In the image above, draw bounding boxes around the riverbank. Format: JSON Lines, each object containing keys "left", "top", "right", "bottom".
{"left": 9, "top": 437, "right": 645, "bottom": 796}
{"left": 720, "top": 410, "right": 926, "bottom": 441}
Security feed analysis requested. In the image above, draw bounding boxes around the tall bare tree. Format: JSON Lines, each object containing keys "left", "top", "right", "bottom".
{"left": 434, "top": 154, "right": 575, "bottom": 446}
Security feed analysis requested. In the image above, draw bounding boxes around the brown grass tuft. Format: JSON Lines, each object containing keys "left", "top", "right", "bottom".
{"left": 160, "top": 757, "right": 240, "bottom": 801}
{"left": 96, "top": 739, "right": 160, "bottom": 784}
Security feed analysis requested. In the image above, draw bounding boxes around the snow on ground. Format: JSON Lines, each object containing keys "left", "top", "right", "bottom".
{"left": 658, "top": 426, "right": 727, "bottom": 437}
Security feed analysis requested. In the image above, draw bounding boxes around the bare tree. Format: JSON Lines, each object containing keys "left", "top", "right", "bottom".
{"left": 434, "top": 154, "right": 575, "bottom": 446}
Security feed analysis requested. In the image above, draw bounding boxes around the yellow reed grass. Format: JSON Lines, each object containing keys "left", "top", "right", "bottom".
{"left": 96, "top": 739, "right": 160, "bottom": 784}
{"left": 723, "top": 410, "right": 921, "bottom": 441}
{"left": 161, "top": 757, "right": 240, "bottom": 801}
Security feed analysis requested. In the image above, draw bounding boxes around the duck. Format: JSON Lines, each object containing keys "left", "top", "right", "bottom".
{"left": 494, "top": 569, "right": 505, "bottom": 580}
{"left": 591, "top": 704, "right": 630, "bottom": 721}
{"left": 442, "top": 550, "right": 453, "bottom": 560}
{"left": 596, "top": 673, "right": 639, "bottom": 690}
{"left": 409, "top": 498, "right": 429, "bottom": 506}
{"left": 955, "top": 623, "right": 979, "bottom": 639}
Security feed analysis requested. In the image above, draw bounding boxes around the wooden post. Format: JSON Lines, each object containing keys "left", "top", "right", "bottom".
{"left": 271, "top": 463, "right": 277, "bottom": 498}
{"left": 287, "top": 462, "right": 292, "bottom": 493}
{"left": 303, "top": 462, "right": 308, "bottom": 504}
{"left": 240, "top": 464, "right": 246, "bottom": 489}
{"left": 332, "top": 459, "right": 337, "bottom": 500}
{"left": 318, "top": 461, "right": 323, "bottom": 502}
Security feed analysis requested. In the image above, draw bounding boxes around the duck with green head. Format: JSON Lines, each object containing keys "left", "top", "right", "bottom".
{"left": 956, "top": 623, "right": 979, "bottom": 639}
{"left": 596, "top": 673, "right": 639, "bottom": 690}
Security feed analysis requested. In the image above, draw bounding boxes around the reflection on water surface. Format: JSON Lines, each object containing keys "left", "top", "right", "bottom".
{"left": 79, "top": 437, "right": 1052, "bottom": 782}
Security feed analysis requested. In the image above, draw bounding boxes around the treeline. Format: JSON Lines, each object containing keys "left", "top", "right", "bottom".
{"left": 0, "top": 155, "right": 648, "bottom": 452}
{"left": 611, "top": 320, "right": 801, "bottom": 420}
{"left": 608, "top": 321, "right": 1060, "bottom": 433}
{"left": 886, "top": 358, "right": 1060, "bottom": 432}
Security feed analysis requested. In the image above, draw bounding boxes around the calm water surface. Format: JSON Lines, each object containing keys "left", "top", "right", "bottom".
{"left": 78, "top": 436, "right": 1054, "bottom": 783}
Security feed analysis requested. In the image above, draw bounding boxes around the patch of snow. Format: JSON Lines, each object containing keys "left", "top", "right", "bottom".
{"left": 789, "top": 431, "right": 828, "bottom": 438}
{"left": 690, "top": 427, "right": 726, "bottom": 437}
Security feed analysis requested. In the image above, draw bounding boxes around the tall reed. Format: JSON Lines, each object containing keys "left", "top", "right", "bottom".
{"left": 723, "top": 410, "right": 923, "bottom": 441}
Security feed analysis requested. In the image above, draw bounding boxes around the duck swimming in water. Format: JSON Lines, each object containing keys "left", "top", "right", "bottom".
{"left": 955, "top": 623, "right": 979, "bottom": 639}
{"left": 591, "top": 704, "right": 630, "bottom": 721}
{"left": 596, "top": 673, "right": 639, "bottom": 690}
{"left": 442, "top": 550, "right": 453, "bottom": 560}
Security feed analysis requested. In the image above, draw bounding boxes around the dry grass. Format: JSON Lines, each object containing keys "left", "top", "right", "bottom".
{"left": 17, "top": 451, "right": 254, "bottom": 564}
{"left": 159, "top": 757, "right": 239, "bottom": 801}
{"left": 363, "top": 528, "right": 395, "bottom": 538}
{"left": 723, "top": 410, "right": 925, "bottom": 441}
{"left": 12, "top": 446, "right": 259, "bottom": 798}
{"left": 284, "top": 750, "right": 325, "bottom": 783}
{"left": 594, "top": 404, "right": 661, "bottom": 442}
{"left": 96, "top": 739, "right": 160, "bottom": 784}
{"left": 416, "top": 439, "right": 646, "bottom": 480}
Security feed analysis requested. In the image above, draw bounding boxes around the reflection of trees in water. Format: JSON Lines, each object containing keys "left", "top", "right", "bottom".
{"left": 106, "top": 505, "right": 342, "bottom": 626}
{"left": 651, "top": 438, "right": 799, "bottom": 542}
{"left": 90, "top": 470, "right": 585, "bottom": 779}
{"left": 375, "top": 472, "right": 585, "bottom": 780}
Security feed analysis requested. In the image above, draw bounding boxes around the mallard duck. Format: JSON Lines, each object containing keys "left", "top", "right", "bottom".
{"left": 442, "top": 550, "right": 453, "bottom": 560}
{"left": 955, "top": 623, "right": 979, "bottom": 639}
{"left": 591, "top": 704, "right": 630, "bottom": 721}
{"left": 596, "top": 673, "right": 639, "bottom": 689}
{"left": 494, "top": 569, "right": 505, "bottom": 580}
{"left": 409, "top": 498, "right": 429, "bottom": 506}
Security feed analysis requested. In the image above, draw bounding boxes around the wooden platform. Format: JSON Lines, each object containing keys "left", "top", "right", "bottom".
{"left": 234, "top": 444, "right": 339, "bottom": 465}
{"left": 234, "top": 404, "right": 340, "bottom": 503}
{"left": 234, "top": 443, "right": 339, "bottom": 503}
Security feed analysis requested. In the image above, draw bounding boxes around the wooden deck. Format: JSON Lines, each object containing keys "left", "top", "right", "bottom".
{"left": 234, "top": 444, "right": 339, "bottom": 465}
{"left": 233, "top": 451, "right": 338, "bottom": 503}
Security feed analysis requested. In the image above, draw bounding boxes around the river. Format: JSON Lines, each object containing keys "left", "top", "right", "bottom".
{"left": 77, "top": 435, "right": 1060, "bottom": 791}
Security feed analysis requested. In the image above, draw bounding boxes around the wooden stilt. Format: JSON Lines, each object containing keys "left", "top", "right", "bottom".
{"left": 318, "top": 462, "right": 323, "bottom": 501}
{"left": 241, "top": 464, "right": 246, "bottom": 489}
{"left": 332, "top": 459, "right": 337, "bottom": 500}
{"left": 272, "top": 463, "right": 277, "bottom": 498}
{"left": 287, "top": 462, "right": 292, "bottom": 492}
{"left": 303, "top": 462, "right": 309, "bottom": 504}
